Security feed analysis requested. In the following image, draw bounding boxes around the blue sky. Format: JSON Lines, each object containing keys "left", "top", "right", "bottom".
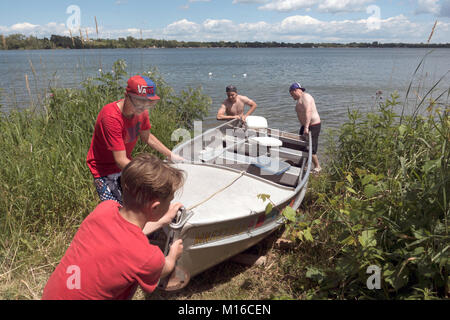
{"left": 1, "top": 0, "right": 449, "bottom": 43}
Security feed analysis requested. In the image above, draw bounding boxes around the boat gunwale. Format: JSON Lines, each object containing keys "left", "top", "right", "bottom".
{"left": 186, "top": 216, "right": 285, "bottom": 250}
{"left": 177, "top": 194, "right": 293, "bottom": 228}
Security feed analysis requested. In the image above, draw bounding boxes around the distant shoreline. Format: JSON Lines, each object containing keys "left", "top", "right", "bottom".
{"left": 3, "top": 46, "right": 450, "bottom": 51}
{"left": 1, "top": 34, "right": 449, "bottom": 50}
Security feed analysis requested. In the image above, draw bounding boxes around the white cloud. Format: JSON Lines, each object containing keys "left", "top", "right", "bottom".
{"left": 413, "top": 0, "right": 450, "bottom": 16}
{"left": 258, "top": 0, "right": 373, "bottom": 12}
{"left": 277, "top": 15, "right": 321, "bottom": 33}
{"left": 250, "top": 0, "right": 450, "bottom": 16}
{"left": 440, "top": 0, "right": 450, "bottom": 17}
{"left": 238, "top": 21, "right": 271, "bottom": 31}
{"left": 318, "top": 0, "right": 373, "bottom": 13}
{"left": 233, "top": 0, "right": 268, "bottom": 3}
{"left": 10, "top": 22, "right": 39, "bottom": 31}
{"left": 275, "top": 14, "right": 412, "bottom": 39}
{"left": 1, "top": 22, "right": 68, "bottom": 37}
{"left": 1, "top": 13, "right": 449, "bottom": 44}
{"left": 159, "top": 14, "right": 450, "bottom": 43}
{"left": 164, "top": 19, "right": 201, "bottom": 36}
{"left": 415, "top": 0, "right": 441, "bottom": 15}
{"left": 203, "top": 19, "right": 235, "bottom": 32}
{"left": 259, "top": 0, "right": 318, "bottom": 12}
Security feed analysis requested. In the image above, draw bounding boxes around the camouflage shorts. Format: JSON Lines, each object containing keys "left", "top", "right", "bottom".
{"left": 94, "top": 173, "right": 123, "bottom": 205}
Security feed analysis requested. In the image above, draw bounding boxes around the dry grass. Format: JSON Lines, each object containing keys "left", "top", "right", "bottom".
{"left": 0, "top": 231, "right": 74, "bottom": 300}
{"left": 427, "top": 21, "right": 438, "bottom": 44}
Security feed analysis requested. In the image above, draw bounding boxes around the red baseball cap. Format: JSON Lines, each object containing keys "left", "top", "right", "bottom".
{"left": 126, "top": 75, "right": 160, "bottom": 100}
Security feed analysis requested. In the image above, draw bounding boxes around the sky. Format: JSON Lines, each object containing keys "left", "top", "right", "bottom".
{"left": 0, "top": 0, "right": 449, "bottom": 43}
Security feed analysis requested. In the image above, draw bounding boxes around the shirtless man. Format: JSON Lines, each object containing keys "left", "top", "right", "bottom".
{"left": 217, "top": 85, "right": 257, "bottom": 121}
{"left": 289, "top": 82, "right": 322, "bottom": 174}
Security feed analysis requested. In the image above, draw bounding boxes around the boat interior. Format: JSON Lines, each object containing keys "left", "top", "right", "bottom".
{"left": 174, "top": 117, "right": 310, "bottom": 189}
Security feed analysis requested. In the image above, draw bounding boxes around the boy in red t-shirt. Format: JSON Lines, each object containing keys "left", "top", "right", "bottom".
{"left": 42, "top": 154, "right": 185, "bottom": 300}
{"left": 86, "top": 75, "right": 184, "bottom": 204}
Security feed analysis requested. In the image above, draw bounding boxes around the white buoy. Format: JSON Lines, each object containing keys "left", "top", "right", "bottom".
{"left": 243, "top": 73, "right": 247, "bottom": 78}
{"left": 208, "top": 72, "right": 213, "bottom": 76}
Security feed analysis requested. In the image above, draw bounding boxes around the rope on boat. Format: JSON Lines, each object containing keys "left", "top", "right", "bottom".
{"left": 187, "top": 171, "right": 246, "bottom": 211}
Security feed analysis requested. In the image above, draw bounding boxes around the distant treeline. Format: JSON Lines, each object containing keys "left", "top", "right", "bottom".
{"left": 1, "top": 33, "right": 450, "bottom": 50}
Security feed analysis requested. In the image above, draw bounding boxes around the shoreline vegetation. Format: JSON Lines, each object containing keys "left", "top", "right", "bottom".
{"left": 0, "top": 53, "right": 449, "bottom": 299}
{"left": 1, "top": 34, "right": 450, "bottom": 50}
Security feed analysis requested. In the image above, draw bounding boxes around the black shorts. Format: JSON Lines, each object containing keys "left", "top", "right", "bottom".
{"left": 300, "top": 123, "right": 321, "bottom": 155}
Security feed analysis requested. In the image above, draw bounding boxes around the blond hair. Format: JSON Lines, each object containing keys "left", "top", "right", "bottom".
{"left": 121, "top": 154, "right": 184, "bottom": 210}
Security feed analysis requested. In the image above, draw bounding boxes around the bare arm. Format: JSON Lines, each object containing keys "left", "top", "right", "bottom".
{"left": 243, "top": 97, "right": 257, "bottom": 120}
{"left": 143, "top": 203, "right": 183, "bottom": 235}
{"left": 112, "top": 150, "right": 131, "bottom": 170}
{"left": 160, "top": 239, "right": 183, "bottom": 278}
{"left": 147, "top": 203, "right": 184, "bottom": 278}
{"left": 140, "top": 130, "right": 184, "bottom": 162}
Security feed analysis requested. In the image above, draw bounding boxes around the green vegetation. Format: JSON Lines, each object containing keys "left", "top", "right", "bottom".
{"left": 0, "top": 60, "right": 211, "bottom": 299}
{"left": 279, "top": 89, "right": 449, "bottom": 299}
{"left": 1, "top": 33, "right": 450, "bottom": 50}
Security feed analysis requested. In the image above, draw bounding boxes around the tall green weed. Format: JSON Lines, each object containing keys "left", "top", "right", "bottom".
{"left": 279, "top": 90, "right": 448, "bottom": 299}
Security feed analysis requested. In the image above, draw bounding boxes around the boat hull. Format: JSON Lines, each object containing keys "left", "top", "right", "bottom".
{"left": 157, "top": 118, "right": 312, "bottom": 291}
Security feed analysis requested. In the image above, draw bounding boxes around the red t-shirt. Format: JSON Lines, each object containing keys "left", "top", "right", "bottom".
{"left": 86, "top": 100, "right": 151, "bottom": 178}
{"left": 42, "top": 201, "right": 165, "bottom": 300}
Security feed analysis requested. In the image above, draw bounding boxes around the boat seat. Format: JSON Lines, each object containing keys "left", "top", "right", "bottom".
{"left": 252, "top": 156, "right": 291, "bottom": 175}
{"left": 245, "top": 116, "right": 283, "bottom": 149}
{"left": 248, "top": 136, "right": 283, "bottom": 148}
{"left": 246, "top": 116, "right": 268, "bottom": 130}
{"left": 218, "top": 152, "right": 291, "bottom": 176}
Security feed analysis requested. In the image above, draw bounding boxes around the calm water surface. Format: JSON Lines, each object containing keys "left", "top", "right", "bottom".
{"left": 1, "top": 48, "right": 449, "bottom": 135}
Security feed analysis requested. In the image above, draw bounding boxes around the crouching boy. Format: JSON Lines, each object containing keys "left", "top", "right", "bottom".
{"left": 42, "top": 154, "right": 185, "bottom": 300}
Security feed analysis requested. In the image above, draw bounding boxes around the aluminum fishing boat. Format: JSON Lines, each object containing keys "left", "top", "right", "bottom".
{"left": 153, "top": 116, "right": 312, "bottom": 291}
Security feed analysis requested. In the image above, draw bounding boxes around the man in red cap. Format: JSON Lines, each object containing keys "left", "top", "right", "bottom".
{"left": 86, "top": 75, "right": 184, "bottom": 204}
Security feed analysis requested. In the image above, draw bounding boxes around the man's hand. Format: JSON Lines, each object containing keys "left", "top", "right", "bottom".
{"left": 304, "top": 127, "right": 309, "bottom": 136}
{"left": 170, "top": 153, "right": 187, "bottom": 163}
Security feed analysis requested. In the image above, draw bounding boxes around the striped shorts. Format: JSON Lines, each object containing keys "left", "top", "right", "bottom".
{"left": 93, "top": 173, "right": 123, "bottom": 205}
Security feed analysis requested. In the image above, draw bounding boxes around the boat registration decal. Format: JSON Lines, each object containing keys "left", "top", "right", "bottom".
{"left": 193, "top": 223, "right": 250, "bottom": 246}
{"left": 192, "top": 210, "right": 280, "bottom": 246}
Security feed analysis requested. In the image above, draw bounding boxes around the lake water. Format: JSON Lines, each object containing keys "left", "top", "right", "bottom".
{"left": 1, "top": 48, "right": 449, "bottom": 136}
